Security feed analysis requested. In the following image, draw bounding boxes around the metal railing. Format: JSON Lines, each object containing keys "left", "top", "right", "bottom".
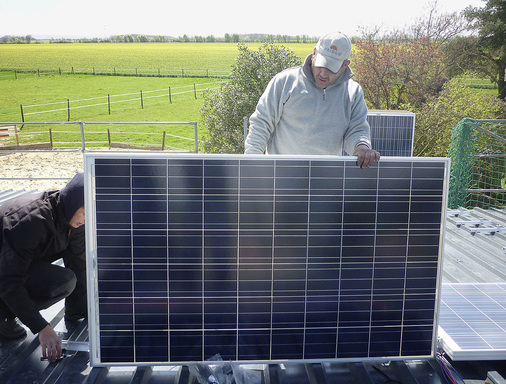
{"left": 0, "top": 121, "right": 199, "bottom": 153}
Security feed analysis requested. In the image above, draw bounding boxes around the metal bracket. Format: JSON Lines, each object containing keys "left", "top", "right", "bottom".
{"left": 61, "top": 340, "right": 90, "bottom": 352}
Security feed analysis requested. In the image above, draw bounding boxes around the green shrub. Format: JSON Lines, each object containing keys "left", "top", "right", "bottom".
{"left": 200, "top": 43, "right": 301, "bottom": 153}
{"left": 412, "top": 75, "right": 506, "bottom": 157}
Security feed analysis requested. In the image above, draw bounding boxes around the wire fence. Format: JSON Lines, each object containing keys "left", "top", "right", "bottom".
{"left": 0, "top": 121, "right": 199, "bottom": 152}
{"left": 448, "top": 118, "right": 506, "bottom": 209}
{"left": 19, "top": 82, "right": 224, "bottom": 122}
{"left": 0, "top": 67, "right": 231, "bottom": 79}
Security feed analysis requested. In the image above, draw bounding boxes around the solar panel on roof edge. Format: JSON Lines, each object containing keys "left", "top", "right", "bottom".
{"left": 439, "top": 283, "right": 506, "bottom": 361}
{"left": 84, "top": 154, "right": 449, "bottom": 366}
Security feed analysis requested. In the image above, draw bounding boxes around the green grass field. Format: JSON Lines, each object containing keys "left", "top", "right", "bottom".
{"left": 0, "top": 42, "right": 312, "bottom": 74}
{"left": 1, "top": 74, "right": 222, "bottom": 122}
{"left": 0, "top": 43, "right": 237, "bottom": 73}
{"left": 0, "top": 73, "right": 224, "bottom": 150}
{"left": 0, "top": 42, "right": 313, "bottom": 150}
{"left": 0, "top": 74, "right": 223, "bottom": 150}
{"left": 0, "top": 43, "right": 309, "bottom": 150}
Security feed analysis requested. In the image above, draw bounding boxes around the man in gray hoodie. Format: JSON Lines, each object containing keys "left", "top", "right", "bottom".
{"left": 245, "top": 32, "right": 380, "bottom": 168}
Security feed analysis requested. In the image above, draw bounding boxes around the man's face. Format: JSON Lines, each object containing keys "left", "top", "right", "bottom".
{"left": 311, "top": 49, "right": 350, "bottom": 89}
{"left": 69, "top": 206, "right": 85, "bottom": 228}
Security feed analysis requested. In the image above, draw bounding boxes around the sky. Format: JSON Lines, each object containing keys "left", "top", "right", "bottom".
{"left": 0, "top": 0, "right": 486, "bottom": 39}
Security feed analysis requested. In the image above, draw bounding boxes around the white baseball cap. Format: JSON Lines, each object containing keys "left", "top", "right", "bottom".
{"left": 314, "top": 32, "right": 352, "bottom": 73}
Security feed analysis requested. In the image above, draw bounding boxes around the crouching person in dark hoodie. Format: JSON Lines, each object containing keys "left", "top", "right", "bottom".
{"left": 0, "top": 172, "right": 87, "bottom": 362}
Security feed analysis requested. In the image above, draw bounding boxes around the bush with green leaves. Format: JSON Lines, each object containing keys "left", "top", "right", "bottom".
{"left": 413, "top": 74, "right": 506, "bottom": 157}
{"left": 200, "top": 43, "right": 302, "bottom": 153}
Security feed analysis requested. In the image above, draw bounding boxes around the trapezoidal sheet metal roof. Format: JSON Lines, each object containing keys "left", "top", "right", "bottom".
{"left": 0, "top": 189, "right": 506, "bottom": 383}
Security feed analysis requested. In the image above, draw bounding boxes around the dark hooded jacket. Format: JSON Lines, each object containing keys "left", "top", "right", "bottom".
{"left": 0, "top": 174, "right": 86, "bottom": 334}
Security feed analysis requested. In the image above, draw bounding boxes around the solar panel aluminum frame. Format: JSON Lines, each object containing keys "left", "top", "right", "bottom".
{"left": 84, "top": 153, "right": 450, "bottom": 367}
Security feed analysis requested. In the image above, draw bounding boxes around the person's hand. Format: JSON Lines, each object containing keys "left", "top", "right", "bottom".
{"left": 38, "top": 325, "right": 62, "bottom": 362}
{"left": 353, "top": 145, "right": 380, "bottom": 168}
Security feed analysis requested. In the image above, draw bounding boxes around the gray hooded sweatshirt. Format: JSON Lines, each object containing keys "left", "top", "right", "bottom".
{"left": 245, "top": 54, "right": 371, "bottom": 155}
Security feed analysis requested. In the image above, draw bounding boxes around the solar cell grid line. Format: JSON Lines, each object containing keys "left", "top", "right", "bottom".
{"left": 84, "top": 154, "right": 449, "bottom": 366}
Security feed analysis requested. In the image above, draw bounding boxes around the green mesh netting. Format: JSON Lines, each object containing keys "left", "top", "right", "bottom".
{"left": 447, "top": 118, "right": 506, "bottom": 209}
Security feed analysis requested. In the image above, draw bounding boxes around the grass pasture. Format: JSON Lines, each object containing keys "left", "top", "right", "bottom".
{"left": 0, "top": 42, "right": 312, "bottom": 75}
{"left": 0, "top": 74, "right": 223, "bottom": 122}
{"left": 0, "top": 43, "right": 238, "bottom": 75}
{"left": 0, "top": 74, "right": 223, "bottom": 150}
{"left": 0, "top": 42, "right": 313, "bottom": 150}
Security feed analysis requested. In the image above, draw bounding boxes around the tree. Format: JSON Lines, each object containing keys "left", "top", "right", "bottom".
{"left": 443, "top": 35, "right": 486, "bottom": 78}
{"left": 352, "top": 32, "right": 405, "bottom": 110}
{"left": 413, "top": 75, "right": 506, "bottom": 157}
{"left": 410, "top": 1, "right": 468, "bottom": 42}
{"left": 353, "top": 30, "right": 448, "bottom": 109}
{"left": 352, "top": 2, "right": 467, "bottom": 109}
{"left": 200, "top": 43, "right": 301, "bottom": 153}
{"left": 153, "top": 35, "right": 168, "bottom": 42}
{"left": 464, "top": 0, "right": 506, "bottom": 99}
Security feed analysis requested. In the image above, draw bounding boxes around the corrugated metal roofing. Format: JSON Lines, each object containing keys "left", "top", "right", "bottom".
{"left": 0, "top": 189, "right": 39, "bottom": 204}
{"left": 1, "top": 190, "right": 506, "bottom": 383}
{"left": 443, "top": 207, "right": 506, "bottom": 284}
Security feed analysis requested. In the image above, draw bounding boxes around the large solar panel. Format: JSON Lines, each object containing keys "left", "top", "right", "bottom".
{"left": 367, "top": 111, "right": 415, "bottom": 157}
{"left": 84, "top": 154, "right": 449, "bottom": 366}
{"left": 438, "top": 283, "right": 506, "bottom": 361}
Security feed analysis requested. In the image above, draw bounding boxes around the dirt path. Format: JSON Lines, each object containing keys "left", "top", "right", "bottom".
{"left": 0, "top": 151, "right": 84, "bottom": 190}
